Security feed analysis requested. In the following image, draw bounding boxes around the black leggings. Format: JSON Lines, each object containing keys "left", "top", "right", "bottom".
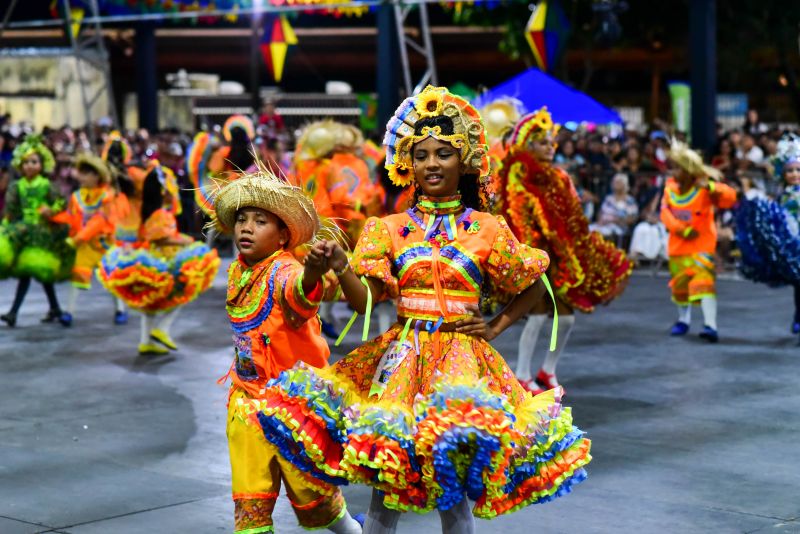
{"left": 7, "top": 277, "right": 61, "bottom": 315}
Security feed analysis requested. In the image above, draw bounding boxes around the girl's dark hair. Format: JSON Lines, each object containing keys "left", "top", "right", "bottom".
{"left": 141, "top": 168, "right": 164, "bottom": 223}
{"left": 227, "top": 127, "right": 254, "bottom": 171}
{"left": 410, "top": 116, "right": 487, "bottom": 211}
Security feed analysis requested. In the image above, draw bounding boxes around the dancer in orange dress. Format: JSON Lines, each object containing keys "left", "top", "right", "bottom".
{"left": 250, "top": 86, "right": 591, "bottom": 533}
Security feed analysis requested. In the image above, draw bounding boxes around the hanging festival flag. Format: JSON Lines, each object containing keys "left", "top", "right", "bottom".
{"left": 260, "top": 15, "right": 298, "bottom": 83}
{"left": 525, "top": 0, "right": 570, "bottom": 72}
{"left": 70, "top": 7, "right": 85, "bottom": 39}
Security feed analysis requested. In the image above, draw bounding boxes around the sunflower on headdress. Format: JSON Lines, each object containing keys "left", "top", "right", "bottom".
{"left": 387, "top": 163, "right": 414, "bottom": 188}
{"left": 415, "top": 88, "right": 445, "bottom": 118}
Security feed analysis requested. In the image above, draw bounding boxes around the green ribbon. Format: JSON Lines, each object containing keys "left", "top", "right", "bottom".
{"left": 541, "top": 273, "right": 558, "bottom": 351}
{"left": 335, "top": 276, "right": 373, "bottom": 346}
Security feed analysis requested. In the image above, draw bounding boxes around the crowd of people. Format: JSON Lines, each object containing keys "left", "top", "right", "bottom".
{"left": 3, "top": 90, "right": 800, "bottom": 534}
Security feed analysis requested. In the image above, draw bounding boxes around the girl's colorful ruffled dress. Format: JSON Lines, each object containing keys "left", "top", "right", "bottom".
{"left": 250, "top": 86, "right": 591, "bottom": 520}
{"left": 98, "top": 165, "right": 219, "bottom": 316}
{"left": 737, "top": 134, "right": 800, "bottom": 336}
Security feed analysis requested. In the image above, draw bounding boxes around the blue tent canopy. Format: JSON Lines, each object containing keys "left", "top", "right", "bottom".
{"left": 472, "top": 67, "right": 623, "bottom": 125}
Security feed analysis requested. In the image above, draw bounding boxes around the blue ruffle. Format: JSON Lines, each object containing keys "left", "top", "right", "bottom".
{"left": 737, "top": 199, "right": 800, "bottom": 286}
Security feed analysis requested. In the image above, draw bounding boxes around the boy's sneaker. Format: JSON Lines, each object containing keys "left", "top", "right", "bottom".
{"left": 114, "top": 310, "right": 129, "bottom": 325}
{"left": 58, "top": 312, "right": 73, "bottom": 327}
{"left": 792, "top": 321, "right": 800, "bottom": 334}
{"left": 670, "top": 321, "right": 690, "bottom": 336}
{"left": 353, "top": 513, "right": 366, "bottom": 528}
{"left": 699, "top": 325, "right": 719, "bottom": 343}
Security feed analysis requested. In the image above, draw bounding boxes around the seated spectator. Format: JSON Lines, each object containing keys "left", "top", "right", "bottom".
{"left": 570, "top": 173, "right": 598, "bottom": 221}
{"left": 629, "top": 184, "right": 668, "bottom": 263}
{"left": 555, "top": 138, "right": 586, "bottom": 174}
{"left": 591, "top": 173, "right": 638, "bottom": 243}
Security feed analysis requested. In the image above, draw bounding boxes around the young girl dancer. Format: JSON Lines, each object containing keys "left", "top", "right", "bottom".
{"left": 98, "top": 164, "right": 220, "bottom": 355}
{"left": 248, "top": 86, "right": 591, "bottom": 533}
{"left": 1, "top": 135, "right": 73, "bottom": 327}
{"left": 736, "top": 133, "right": 800, "bottom": 342}
{"left": 500, "top": 108, "right": 631, "bottom": 393}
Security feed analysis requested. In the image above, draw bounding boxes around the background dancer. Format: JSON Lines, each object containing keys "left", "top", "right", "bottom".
{"left": 1, "top": 135, "right": 73, "bottom": 328}
{"left": 662, "top": 139, "right": 737, "bottom": 343}
{"left": 500, "top": 108, "right": 631, "bottom": 394}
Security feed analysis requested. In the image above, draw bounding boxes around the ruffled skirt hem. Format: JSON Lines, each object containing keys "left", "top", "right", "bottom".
{"left": 242, "top": 364, "right": 591, "bottom": 519}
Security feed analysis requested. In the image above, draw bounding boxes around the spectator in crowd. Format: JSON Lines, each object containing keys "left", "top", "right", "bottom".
{"left": 554, "top": 137, "right": 586, "bottom": 175}
{"left": 591, "top": 172, "right": 639, "bottom": 244}
{"left": 743, "top": 108, "right": 768, "bottom": 136}
{"left": 740, "top": 133, "right": 764, "bottom": 167}
{"left": 257, "top": 99, "right": 285, "bottom": 136}
{"left": 628, "top": 183, "right": 668, "bottom": 265}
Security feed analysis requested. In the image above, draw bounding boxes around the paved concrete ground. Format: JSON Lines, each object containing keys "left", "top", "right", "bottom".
{"left": 0, "top": 266, "right": 798, "bottom": 534}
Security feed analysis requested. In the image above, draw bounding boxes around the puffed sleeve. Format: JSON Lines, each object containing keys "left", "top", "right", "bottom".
{"left": 484, "top": 215, "right": 550, "bottom": 294}
{"left": 351, "top": 216, "right": 399, "bottom": 299}
{"left": 278, "top": 260, "right": 323, "bottom": 329}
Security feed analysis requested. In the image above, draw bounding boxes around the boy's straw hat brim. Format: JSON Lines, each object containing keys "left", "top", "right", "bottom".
{"left": 213, "top": 173, "right": 320, "bottom": 250}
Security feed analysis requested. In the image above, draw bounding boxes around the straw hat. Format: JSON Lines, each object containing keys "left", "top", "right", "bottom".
{"left": 480, "top": 98, "right": 525, "bottom": 142}
{"left": 295, "top": 120, "right": 338, "bottom": 161}
{"left": 668, "top": 138, "right": 722, "bottom": 180}
{"left": 75, "top": 153, "right": 112, "bottom": 184}
{"left": 335, "top": 123, "right": 364, "bottom": 149}
{"left": 213, "top": 171, "right": 320, "bottom": 249}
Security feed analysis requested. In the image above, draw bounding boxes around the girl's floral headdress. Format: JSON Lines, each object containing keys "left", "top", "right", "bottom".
{"left": 509, "top": 106, "right": 560, "bottom": 148}
{"left": 383, "top": 85, "right": 489, "bottom": 187}
{"left": 772, "top": 133, "right": 800, "bottom": 179}
{"left": 12, "top": 134, "right": 55, "bottom": 174}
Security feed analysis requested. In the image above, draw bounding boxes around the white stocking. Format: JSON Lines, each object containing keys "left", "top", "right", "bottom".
{"left": 516, "top": 314, "right": 546, "bottom": 381}
{"left": 439, "top": 498, "right": 475, "bottom": 534}
{"left": 157, "top": 307, "right": 181, "bottom": 336}
{"left": 540, "top": 315, "right": 576, "bottom": 379}
{"left": 677, "top": 305, "right": 692, "bottom": 324}
{"left": 328, "top": 510, "right": 363, "bottom": 534}
{"left": 139, "top": 313, "right": 155, "bottom": 345}
{"left": 700, "top": 297, "right": 717, "bottom": 330}
{"left": 66, "top": 285, "right": 79, "bottom": 315}
{"left": 363, "top": 489, "right": 400, "bottom": 534}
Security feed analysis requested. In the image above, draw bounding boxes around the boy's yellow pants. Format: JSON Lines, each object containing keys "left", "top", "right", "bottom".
{"left": 227, "top": 388, "right": 346, "bottom": 533}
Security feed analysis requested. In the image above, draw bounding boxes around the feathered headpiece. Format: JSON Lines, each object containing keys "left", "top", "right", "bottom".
{"left": 509, "top": 107, "right": 559, "bottom": 148}
{"left": 480, "top": 97, "right": 526, "bottom": 143}
{"left": 383, "top": 85, "right": 489, "bottom": 187}
{"left": 295, "top": 120, "right": 338, "bottom": 162}
{"left": 223, "top": 115, "right": 256, "bottom": 143}
{"left": 668, "top": 138, "right": 722, "bottom": 181}
{"left": 11, "top": 134, "right": 56, "bottom": 174}
{"left": 772, "top": 133, "right": 800, "bottom": 179}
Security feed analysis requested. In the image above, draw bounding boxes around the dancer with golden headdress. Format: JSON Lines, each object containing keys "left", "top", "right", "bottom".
{"left": 246, "top": 86, "right": 591, "bottom": 533}
{"left": 499, "top": 107, "right": 632, "bottom": 394}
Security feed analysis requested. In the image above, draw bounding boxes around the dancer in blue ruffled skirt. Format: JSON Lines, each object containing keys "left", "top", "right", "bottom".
{"left": 736, "top": 134, "right": 800, "bottom": 341}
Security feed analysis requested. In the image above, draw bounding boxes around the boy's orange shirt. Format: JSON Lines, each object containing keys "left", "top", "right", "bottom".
{"left": 51, "top": 185, "right": 117, "bottom": 246}
{"left": 226, "top": 250, "right": 329, "bottom": 397}
{"left": 660, "top": 177, "right": 737, "bottom": 256}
